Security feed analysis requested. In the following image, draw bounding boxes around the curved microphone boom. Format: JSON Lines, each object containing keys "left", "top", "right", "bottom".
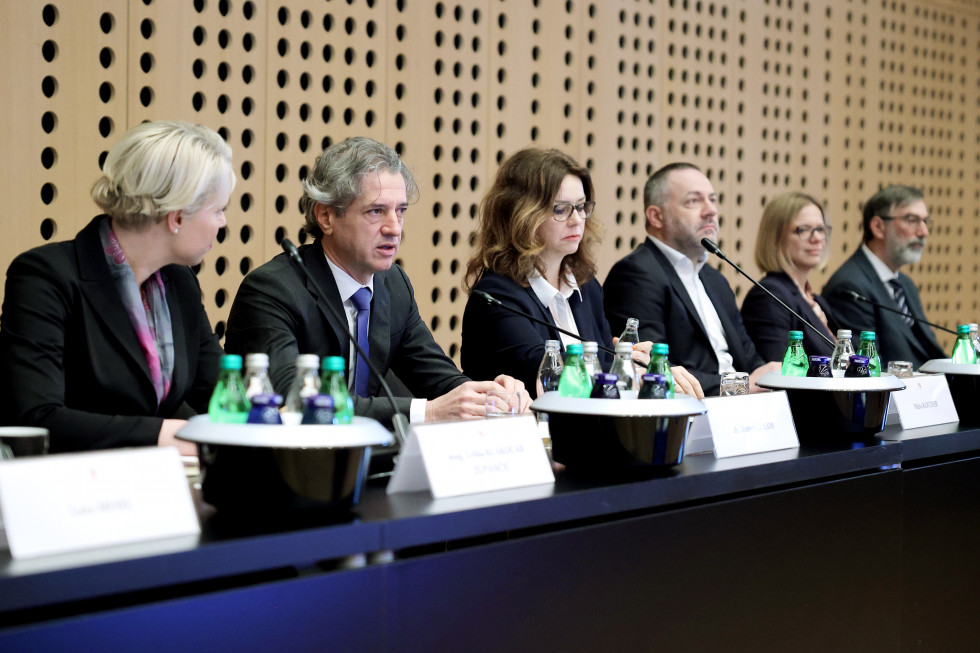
{"left": 475, "top": 290, "right": 615, "bottom": 354}
{"left": 700, "top": 237, "right": 836, "bottom": 348}
{"left": 838, "top": 289, "right": 957, "bottom": 336}
{"left": 281, "top": 238, "right": 410, "bottom": 447}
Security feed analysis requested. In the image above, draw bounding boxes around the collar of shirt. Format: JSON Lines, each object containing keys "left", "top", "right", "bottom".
{"left": 528, "top": 270, "right": 582, "bottom": 307}
{"left": 648, "top": 235, "right": 709, "bottom": 274}
{"left": 323, "top": 252, "right": 375, "bottom": 301}
{"left": 860, "top": 243, "right": 900, "bottom": 284}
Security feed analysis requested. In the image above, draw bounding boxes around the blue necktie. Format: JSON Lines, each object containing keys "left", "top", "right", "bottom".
{"left": 888, "top": 279, "right": 915, "bottom": 328}
{"left": 350, "top": 287, "right": 372, "bottom": 397}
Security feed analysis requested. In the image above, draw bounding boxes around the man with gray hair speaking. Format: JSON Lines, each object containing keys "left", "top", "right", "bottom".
{"left": 225, "top": 137, "right": 524, "bottom": 426}
{"left": 823, "top": 184, "right": 944, "bottom": 369}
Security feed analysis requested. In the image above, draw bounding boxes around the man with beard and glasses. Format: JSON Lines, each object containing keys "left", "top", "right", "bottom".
{"left": 603, "top": 162, "right": 779, "bottom": 396}
{"left": 823, "top": 184, "right": 944, "bottom": 368}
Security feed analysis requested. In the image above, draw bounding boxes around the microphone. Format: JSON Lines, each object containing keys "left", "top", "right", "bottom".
{"left": 475, "top": 290, "right": 616, "bottom": 354}
{"left": 838, "top": 288, "right": 957, "bottom": 336}
{"left": 281, "top": 239, "right": 410, "bottom": 448}
{"left": 700, "top": 238, "right": 836, "bottom": 348}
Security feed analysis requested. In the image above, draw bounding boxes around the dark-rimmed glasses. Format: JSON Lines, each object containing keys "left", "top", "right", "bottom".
{"left": 791, "top": 224, "right": 832, "bottom": 239}
{"left": 552, "top": 201, "right": 596, "bottom": 221}
{"left": 879, "top": 214, "right": 933, "bottom": 229}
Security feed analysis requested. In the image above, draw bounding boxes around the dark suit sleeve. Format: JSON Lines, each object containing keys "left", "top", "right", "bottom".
{"left": 383, "top": 265, "right": 469, "bottom": 401}
{"left": 823, "top": 275, "right": 878, "bottom": 338}
{"left": 0, "top": 250, "right": 163, "bottom": 450}
{"left": 170, "top": 272, "right": 223, "bottom": 418}
{"left": 740, "top": 283, "right": 795, "bottom": 362}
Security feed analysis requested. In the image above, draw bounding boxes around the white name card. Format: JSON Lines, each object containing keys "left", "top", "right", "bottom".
{"left": 387, "top": 415, "right": 554, "bottom": 498}
{"left": 0, "top": 447, "right": 199, "bottom": 559}
{"left": 687, "top": 392, "right": 800, "bottom": 458}
{"left": 889, "top": 373, "right": 958, "bottom": 430}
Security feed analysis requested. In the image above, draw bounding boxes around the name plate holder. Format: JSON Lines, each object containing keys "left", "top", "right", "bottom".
{"left": 888, "top": 373, "right": 958, "bottom": 430}
{"left": 687, "top": 392, "right": 800, "bottom": 458}
{"left": 0, "top": 447, "right": 199, "bottom": 559}
{"left": 387, "top": 415, "right": 554, "bottom": 498}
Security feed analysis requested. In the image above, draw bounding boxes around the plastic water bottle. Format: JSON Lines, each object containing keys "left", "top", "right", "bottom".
{"left": 537, "top": 339, "right": 564, "bottom": 394}
{"left": 243, "top": 353, "right": 274, "bottom": 400}
{"left": 969, "top": 323, "right": 980, "bottom": 358}
{"left": 952, "top": 324, "right": 978, "bottom": 364}
{"left": 830, "top": 329, "right": 855, "bottom": 378}
{"left": 781, "top": 331, "right": 808, "bottom": 377}
{"left": 609, "top": 340, "right": 639, "bottom": 399}
{"left": 581, "top": 341, "right": 601, "bottom": 379}
{"left": 283, "top": 354, "right": 321, "bottom": 425}
{"left": 857, "top": 331, "right": 881, "bottom": 377}
{"left": 321, "top": 356, "right": 354, "bottom": 424}
{"left": 646, "top": 343, "right": 675, "bottom": 398}
{"left": 557, "top": 343, "right": 593, "bottom": 398}
{"left": 618, "top": 317, "right": 640, "bottom": 345}
{"left": 208, "top": 354, "right": 250, "bottom": 423}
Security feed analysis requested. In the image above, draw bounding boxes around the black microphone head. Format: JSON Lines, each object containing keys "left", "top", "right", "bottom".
{"left": 700, "top": 237, "right": 723, "bottom": 257}
{"left": 476, "top": 290, "right": 502, "bottom": 306}
{"left": 841, "top": 289, "right": 865, "bottom": 302}
{"left": 281, "top": 238, "right": 303, "bottom": 263}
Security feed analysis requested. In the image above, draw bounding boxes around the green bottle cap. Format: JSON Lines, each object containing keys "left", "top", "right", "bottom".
{"left": 565, "top": 342, "right": 583, "bottom": 355}
{"left": 323, "top": 356, "right": 346, "bottom": 371}
{"left": 219, "top": 354, "right": 243, "bottom": 370}
{"left": 788, "top": 330, "right": 804, "bottom": 340}
{"left": 957, "top": 324, "right": 971, "bottom": 334}
{"left": 860, "top": 331, "right": 876, "bottom": 341}
{"left": 652, "top": 342, "right": 669, "bottom": 356}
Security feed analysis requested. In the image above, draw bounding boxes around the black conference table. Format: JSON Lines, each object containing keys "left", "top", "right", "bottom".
{"left": 1, "top": 421, "right": 978, "bottom": 652}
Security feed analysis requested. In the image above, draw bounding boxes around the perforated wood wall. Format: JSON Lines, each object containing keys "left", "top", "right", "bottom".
{"left": 2, "top": 0, "right": 978, "bottom": 360}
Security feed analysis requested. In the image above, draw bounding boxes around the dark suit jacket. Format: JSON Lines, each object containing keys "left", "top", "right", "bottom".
{"left": 822, "top": 248, "right": 945, "bottom": 368}
{"left": 223, "top": 241, "right": 468, "bottom": 425}
{"left": 0, "top": 217, "right": 222, "bottom": 452}
{"left": 603, "top": 238, "right": 766, "bottom": 396}
{"left": 740, "top": 272, "right": 838, "bottom": 361}
{"left": 461, "top": 272, "right": 614, "bottom": 392}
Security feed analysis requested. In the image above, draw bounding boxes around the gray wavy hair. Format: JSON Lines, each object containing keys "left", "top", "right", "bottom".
{"left": 301, "top": 137, "right": 419, "bottom": 239}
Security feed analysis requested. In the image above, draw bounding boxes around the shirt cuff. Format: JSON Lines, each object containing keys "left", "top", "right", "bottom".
{"left": 410, "top": 398, "right": 427, "bottom": 424}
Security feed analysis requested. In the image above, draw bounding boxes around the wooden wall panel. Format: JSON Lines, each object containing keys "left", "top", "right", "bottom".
{"left": 2, "top": 0, "right": 979, "bottom": 364}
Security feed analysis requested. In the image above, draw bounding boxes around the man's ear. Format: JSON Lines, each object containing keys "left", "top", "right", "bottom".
{"left": 314, "top": 203, "right": 335, "bottom": 236}
{"left": 646, "top": 204, "right": 664, "bottom": 231}
{"left": 869, "top": 215, "right": 887, "bottom": 241}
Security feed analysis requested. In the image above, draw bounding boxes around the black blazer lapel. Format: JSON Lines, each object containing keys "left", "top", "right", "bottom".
{"left": 303, "top": 244, "right": 351, "bottom": 356}
{"left": 646, "top": 241, "right": 711, "bottom": 342}
{"left": 159, "top": 268, "right": 189, "bottom": 414}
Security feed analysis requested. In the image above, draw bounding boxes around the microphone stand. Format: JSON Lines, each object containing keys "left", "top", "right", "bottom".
{"left": 840, "top": 289, "right": 957, "bottom": 336}
{"left": 700, "top": 238, "right": 836, "bottom": 348}
{"left": 281, "top": 239, "right": 410, "bottom": 448}
{"left": 474, "top": 290, "right": 616, "bottom": 355}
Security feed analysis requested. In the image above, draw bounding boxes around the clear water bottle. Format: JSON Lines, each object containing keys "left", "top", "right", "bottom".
{"left": 609, "top": 340, "right": 639, "bottom": 399}
{"left": 243, "top": 353, "right": 274, "bottom": 400}
{"left": 557, "top": 342, "right": 593, "bottom": 398}
{"left": 619, "top": 317, "right": 640, "bottom": 345}
{"left": 283, "top": 354, "right": 321, "bottom": 425}
{"left": 951, "top": 324, "right": 978, "bottom": 364}
{"left": 646, "top": 343, "right": 675, "bottom": 398}
{"left": 246, "top": 393, "right": 283, "bottom": 424}
{"left": 581, "top": 341, "right": 601, "bottom": 379}
{"left": 968, "top": 323, "right": 980, "bottom": 360}
{"left": 208, "top": 354, "right": 250, "bottom": 423}
{"left": 857, "top": 331, "right": 881, "bottom": 377}
{"left": 321, "top": 356, "right": 355, "bottom": 424}
{"left": 537, "top": 339, "right": 564, "bottom": 394}
{"left": 781, "top": 331, "right": 808, "bottom": 377}
{"left": 830, "top": 329, "right": 855, "bottom": 378}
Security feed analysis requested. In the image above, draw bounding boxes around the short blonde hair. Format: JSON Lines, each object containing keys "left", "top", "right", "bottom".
{"left": 754, "top": 192, "right": 829, "bottom": 274}
{"left": 91, "top": 121, "right": 235, "bottom": 230}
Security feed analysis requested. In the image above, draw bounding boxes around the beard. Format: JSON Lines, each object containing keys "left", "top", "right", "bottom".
{"left": 891, "top": 238, "right": 925, "bottom": 267}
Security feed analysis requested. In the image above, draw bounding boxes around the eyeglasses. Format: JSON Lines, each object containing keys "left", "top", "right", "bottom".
{"left": 791, "top": 224, "right": 833, "bottom": 239}
{"left": 552, "top": 201, "right": 596, "bottom": 221}
{"left": 879, "top": 213, "right": 933, "bottom": 229}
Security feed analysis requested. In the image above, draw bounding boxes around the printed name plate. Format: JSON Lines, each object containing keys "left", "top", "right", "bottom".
{"left": 889, "top": 373, "right": 958, "bottom": 430}
{"left": 688, "top": 392, "right": 799, "bottom": 458}
{"left": 387, "top": 415, "right": 554, "bottom": 498}
{"left": 0, "top": 447, "right": 199, "bottom": 559}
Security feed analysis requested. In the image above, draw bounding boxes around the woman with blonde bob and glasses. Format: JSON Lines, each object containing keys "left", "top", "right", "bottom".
{"left": 740, "top": 191, "right": 839, "bottom": 361}
{"left": 0, "top": 121, "right": 234, "bottom": 454}
{"left": 461, "top": 146, "right": 702, "bottom": 398}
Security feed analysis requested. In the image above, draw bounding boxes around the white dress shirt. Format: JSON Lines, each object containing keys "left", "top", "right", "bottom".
{"left": 649, "top": 236, "right": 734, "bottom": 374}
{"left": 860, "top": 244, "right": 902, "bottom": 302}
{"left": 529, "top": 271, "right": 583, "bottom": 349}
